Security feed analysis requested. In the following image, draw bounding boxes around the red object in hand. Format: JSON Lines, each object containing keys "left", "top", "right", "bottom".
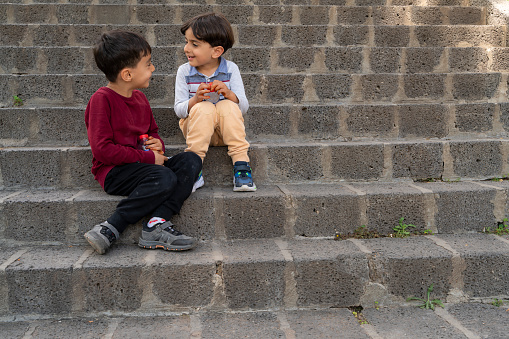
{"left": 138, "top": 134, "right": 149, "bottom": 151}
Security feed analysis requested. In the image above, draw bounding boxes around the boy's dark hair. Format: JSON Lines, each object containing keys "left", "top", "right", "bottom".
{"left": 93, "top": 30, "right": 152, "bottom": 82}
{"left": 181, "top": 12, "right": 235, "bottom": 53}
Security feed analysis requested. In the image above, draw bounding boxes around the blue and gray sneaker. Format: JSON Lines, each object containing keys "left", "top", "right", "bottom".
{"left": 192, "top": 170, "right": 204, "bottom": 193}
{"left": 233, "top": 161, "right": 257, "bottom": 192}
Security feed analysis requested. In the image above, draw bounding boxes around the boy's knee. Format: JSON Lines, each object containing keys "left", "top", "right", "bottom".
{"left": 183, "top": 152, "right": 203, "bottom": 173}
{"left": 153, "top": 166, "right": 177, "bottom": 191}
{"left": 189, "top": 101, "right": 215, "bottom": 117}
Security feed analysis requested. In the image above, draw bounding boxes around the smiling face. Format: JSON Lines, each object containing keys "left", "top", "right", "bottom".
{"left": 183, "top": 28, "right": 223, "bottom": 76}
{"left": 127, "top": 53, "right": 155, "bottom": 89}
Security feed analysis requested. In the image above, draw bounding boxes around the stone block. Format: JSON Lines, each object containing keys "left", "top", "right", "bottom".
{"left": 221, "top": 240, "right": 286, "bottom": 309}
{"left": 135, "top": 5, "right": 176, "bottom": 24}
{"left": 265, "top": 74, "right": 305, "bottom": 104}
{"left": 237, "top": 25, "right": 278, "bottom": 46}
{"left": 277, "top": 47, "right": 316, "bottom": 72}
{"left": 411, "top": 6, "right": 445, "bottom": 25}
{"left": 437, "top": 234, "right": 509, "bottom": 297}
{"left": 419, "top": 182, "right": 496, "bottom": 233}
{"left": 362, "top": 237, "right": 453, "bottom": 298}
{"left": 449, "top": 47, "right": 489, "bottom": 72}
{"left": 180, "top": 5, "right": 214, "bottom": 23}
{"left": 369, "top": 47, "right": 402, "bottom": 73}
{"left": 18, "top": 75, "right": 66, "bottom": 103}
{"left": 415, "top": 26, "right": 505, "bottom": 47}
{"left": 221, "top": 187, "right": 286, "bottom": 239}
{"left": 228, "top": 47, "right": 270, "bottom": 72}
{"left": 30, "top": 318, "right": 110, "bottom": 338}
{"left": 281, "top": 25, "right": 327, "bottom": 46}
{"left": 258, "top": 5, "right": 292, "bottom": 24}
{"left": 491, "top": 48, "right": 509, "bottom": 71}
{"left": 363, "top": 306, "right": 466, "bottom": 337}
{"left": 267, "top": 144, "right": 323, "bottom": 182}
{"left": 0, "top": 108, "right": 31, "bottom": 142}
{"left": 33, "top": 25, "right": 72, "bottom": 46}
{"left": 44, "top": 47, "right": 86, "bottom": 74}
{"left": 403, "top": 73, "right": 446, "bottom": 99}
{"left": 448, "top": 7, "right": 484, "bottom": 25}
{"left": 398, "top": 104, "right": 448, "bottom": 138}
{"left": 355, "top": 183, "right": 427, "bottom": 234}
{"left": 14, "top": 4, "right": 51, "bottom": 23}
{"left": 330, "top": 143, "right": 384, "bottom": 181}
{"left": 373, "top": 6, "right": 409, "bottom": 25}
{"left": 0, "top": 148, "right": 62, "bottom": 188}
{"left": 392, "top": 142, "right": 443, "bottom": 179}
{"left": 0, "top": 322, "right": 31, "bottom": 339}
{"left": 36, "top": 108, "right": 91, "bottom": 146}
{"left": 0, "top": 25, "right": 27, "bottom": 46}
{"left": 3, "top": 190, "right": 75, "bottom": 242}
{"left": 72, "top": 75, "right": 108, "bottom": 105}
{"left": 77, "top": 246, "right": 144, "bottom": 312}
{"left": 374, "top": 26, "right": 410, "bottom": 47}
{"left": 0, "top": 47, "right": 38, "bottom": 74}
{"left": 66, "top": 148, "right": 97, "bottom": 188}
{"left": 6, "top": 247, "right": 83, "bottom": 314}
{"left": 56, "top": 4, "right": 89, "bottom": 24}
{"left": 151, "top": 46, "right": 178, "bottom": 73}
{"left": 454, "top": 103, "right": 494, "bottom": 132}
{"left": 297, "top": 105, "right": 340, "bottom": 139}
{"left": 72, "top": 25, "right": 105, "bottom": 47}
{"left": 285, "top": 184, "right": 362, "bottom": 237}
{"left": 325, "top": 47, "right": 363, "bottom": 73}
{"left": 447, "top": 303, "right": 509, "bottom": 338}
{"left": 333, "top": 26, "right": 369, "bottom": 46}
{"left": 113, "top": 316, "right": 190, "bottom": 338}
{"left": 201, "top": 311, "right": 284, "bottom": 339}
{"left": 152, "top": 106, "right": 182, "bottom": 142}
{"left": 241, "top": 73, "right": 263, "bottom": 103}
{"left": 171, "top": 190, "right": 216, "bottom": 241}
{"left": 217, "top": 5, "right": 254, "bottom": 25}
{"left": 312, "top": 74, "right": 352, "bottom": 101}
{"left": 345, "top": 104, "right": 396, "bottom": 136}
{"left": 500, "top": 102, "right": 509, "bottom": 132}
{"left": 246, "top": 105, "right": 291, "bottom": 137}
{"left": 200, "top": 146, "right": 232, "bottom": 187}
{"left": 289, "top": 239, "right": 369, "bottom": 307}
{"left": 359, "top": 74, "right": 399, "bottom": 101}
{"left": 154, "top": 25, "right": 182, "bottom": 46}
{"left": 90, "top": 5, "right": 130, "bottom": 24}
{"left": 337, "top": 6, "right": 371, "bottom": 25}
{"left": 453, "top": 73, "right": 501, "bottom": 100}
{"left": 449, "top": 140, "right": 502, "bottom": 178}
{"left": 405, "top": 47, "right": 444, "bottom": 73}
{"left": 299, "top": 6, "right": 330, "bottom": 25}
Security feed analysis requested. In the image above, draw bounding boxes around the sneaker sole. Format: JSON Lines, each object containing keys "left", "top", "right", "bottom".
{"left": 138, "top": 238, "right": 196, "bottom": 251}
{"left": 192, "top": 175, "right": 205, "bottom": 193}
{"left": 84, "top": 231, "right": 108, "bottom": 255}
{"left": 233, "top": 184, "right": 257, "bottom": 192}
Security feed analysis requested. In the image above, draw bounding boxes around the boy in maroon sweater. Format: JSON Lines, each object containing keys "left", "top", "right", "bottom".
{"left": 84, "top": 30, "right": 202, "bottom": 254}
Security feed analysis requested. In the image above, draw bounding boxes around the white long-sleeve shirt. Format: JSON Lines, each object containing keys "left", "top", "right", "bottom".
{"left": 174, "top": 57, "right": 249, "bottom": 119}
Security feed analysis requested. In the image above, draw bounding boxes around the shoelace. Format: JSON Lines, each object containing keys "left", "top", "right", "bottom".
{"left": 164, "top": 226, "right": 182, "bottom": 236}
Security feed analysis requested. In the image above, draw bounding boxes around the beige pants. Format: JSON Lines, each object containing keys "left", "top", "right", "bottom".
{"left": 179, "top": 100, "right": 250, "bottom": 164}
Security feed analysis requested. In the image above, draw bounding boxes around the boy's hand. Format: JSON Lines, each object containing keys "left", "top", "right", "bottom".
{"left": 210, "top": 80, "right": 238, "bottom": 103}
{"left": 153, "top": 151, "right": 168, "bottom": 165}
{"left": 145, "top": 136, "right": 164, "bottom": 154}
{"left": 194, "top": 83, "right": 214, "bottom": 101}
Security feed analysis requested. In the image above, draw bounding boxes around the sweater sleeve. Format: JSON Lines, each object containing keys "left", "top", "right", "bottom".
{"left": 174, "top": 64, "right": 190, "bottom": 119}
{"left": 228, "top": 61, "right": 249, "bottom": 115}
{"left": 86, "top": 92, "right": 155, "bottom": 166}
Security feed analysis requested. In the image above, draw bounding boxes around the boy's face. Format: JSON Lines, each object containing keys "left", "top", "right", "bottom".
{"left": 184, "top": 28, "right": 222, "bottom": 73}
{"left": 127, "top": 53, "right": 155, "bottom": 89}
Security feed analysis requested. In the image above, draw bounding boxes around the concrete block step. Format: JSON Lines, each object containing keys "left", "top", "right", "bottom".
{"left": 1, "top": 139, "right": 508, "bottom": 189}
{"left": 1, "top": 72, "right": 506, "bottom": 106}
{"left": 1, "top": 303, "right": 508, "bottom": 338}
{"left": 1, "top": 181, "right": 509, "bottom": 244}
{"left": 0, "top": 4, "right": 486, "bottom": 26}
{"left": 0, "top": 0, "right": 473, "bottom": 5}
{"left": 0, "top": 234, "right": 507, "bottom": 315}
{"left": 0, "top": 24, "right": 505, "bottom": 48}
{"left": 2, "top": 102, "right": 509, "bottom": 147}
{"left": 4, "top": 46, "right": 509, "bottom": 75}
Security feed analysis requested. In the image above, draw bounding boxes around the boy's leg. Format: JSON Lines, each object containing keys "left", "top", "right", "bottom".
{"left": 179, "top": 101, "right": 217, "bottom": 161}
{"left": 215, "top": 100, "right": 250, "bottom": 164}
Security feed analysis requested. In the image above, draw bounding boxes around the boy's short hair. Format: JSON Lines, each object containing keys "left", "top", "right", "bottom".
{"left": 181, "top": 12, "right": 235, "bottom": 53}
{"left": 93, "top": 30, "right": 152, "bottom": 82}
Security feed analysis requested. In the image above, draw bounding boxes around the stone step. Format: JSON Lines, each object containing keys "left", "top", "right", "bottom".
{"left": 1, "top": 181, "right": 508, "bottom": 244}
{"left": 0, "top": 234, "right": 507, "bottom": 315}
{"left": 0, "top": 0, "right": 474, "bottom": 5}
{"left": 1, "top": 24, "right": 506, "bottom": 48}
{"left": 1, "top": 72, "right": 506, "bottom": 106}
{"left": 1, "top": 139, "right": 507, "bottom": 189}
{"left": 3, "top": 46, "right": 509, "bottom": 75}
{"left": 1, "top": 303, "right": 508, "bottom": 338}
{"left": 0, "top": 4, "right": 486, "bottom": 26}
{"left": 2, "top": 103, "right": 509, "bottom": 147}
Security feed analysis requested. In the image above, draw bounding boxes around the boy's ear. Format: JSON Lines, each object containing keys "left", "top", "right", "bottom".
{"left": 119, "top": 68, "right": 132, "bottom": 82}
{"left": 212, "top": 46, "right": 224, "bottom": 59}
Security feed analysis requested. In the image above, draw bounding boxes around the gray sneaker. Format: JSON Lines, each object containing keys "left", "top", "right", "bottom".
{"left": 138, "top": 221, "right": 196, "bottom": 251}
{"left": 84, "top": 221, "right": 119, "bottom": 254}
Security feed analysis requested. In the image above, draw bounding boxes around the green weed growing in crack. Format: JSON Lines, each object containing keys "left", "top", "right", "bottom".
{"left": 491, "top": 299, "right": 504, "bottom": 307}
{"left": 349, "top": 306, "right": 368, "bottom": 325}
{"left": 335, "top": 225, "right": 381, "bottom": 240}
{"left": 13, "top": 95, "right": 23, "bottom": 107}
{"left": 392, "top": 217, "right": 415, "bottom": 238}
{"left": 484, "top": 218, "right": 509, "bottom": 236}
{"left": 406, "top": 284, "right": 444, "bottom": 310}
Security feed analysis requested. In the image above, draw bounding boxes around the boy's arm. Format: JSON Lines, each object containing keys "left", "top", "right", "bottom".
{"left": 228, "top": 62, "right": 249, "bottom": 114}
{"left": 174, "top": 65, "right": 191, "bottom": 119}
{"left": 86, "top": 93, "right": 156, "bottom": 166}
